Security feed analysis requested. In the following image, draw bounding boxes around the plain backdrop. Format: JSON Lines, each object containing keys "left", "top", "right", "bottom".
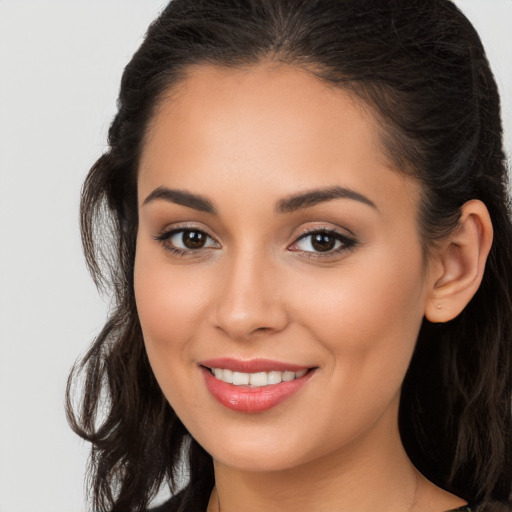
{"left": 0, "top": 1, "right": 510, "bottom": 511}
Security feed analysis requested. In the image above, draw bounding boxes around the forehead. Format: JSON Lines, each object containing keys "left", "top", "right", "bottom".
{"left": 142, "top": 62, "right": 382, "bottom": 168}
{"left": 139, "top": 63, "right": 420, "bottom": 217}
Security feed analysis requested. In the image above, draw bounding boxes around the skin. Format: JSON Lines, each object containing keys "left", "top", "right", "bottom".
{"left": 134, "top": 63, "right": 481, "bottom": 511}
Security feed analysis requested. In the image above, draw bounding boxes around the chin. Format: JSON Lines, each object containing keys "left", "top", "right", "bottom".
{"left": 194, "top": 425, "right": 320, "bottom": 473}
{"left": 213, "top": 447, "right": 305, "bottom": 473}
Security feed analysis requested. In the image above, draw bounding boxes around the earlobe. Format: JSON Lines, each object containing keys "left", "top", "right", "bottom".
{"left": 425, "top": 200, "right": 493, "bottom": 323}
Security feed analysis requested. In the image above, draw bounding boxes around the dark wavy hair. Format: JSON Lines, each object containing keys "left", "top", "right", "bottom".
{"left": 66, "top": 1, "right": 512, "bottom": 511}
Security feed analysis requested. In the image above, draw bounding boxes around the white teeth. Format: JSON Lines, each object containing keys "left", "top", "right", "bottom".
{"left": 267, "top": 371, "right": 282, "bottom": 385}
{"left": 249, "top": 372, "right": 268, "bottom": 387}
{"left": 210, "top": 368, "right": 308, "bottom": 387}
{"left": 232, "top": 371, "right": 250, "bottom": 385}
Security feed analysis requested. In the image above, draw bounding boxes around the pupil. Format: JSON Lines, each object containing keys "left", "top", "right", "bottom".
{"left": 183, "top": 231, "right": 206, "bottom": 249}
{"left": 312, "top": 233, "right": 335, "bottom": 252}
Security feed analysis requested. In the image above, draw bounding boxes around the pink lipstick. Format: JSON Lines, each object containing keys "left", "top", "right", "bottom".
{"left": 199, "top": 358, "right": 315, "bottom": 413}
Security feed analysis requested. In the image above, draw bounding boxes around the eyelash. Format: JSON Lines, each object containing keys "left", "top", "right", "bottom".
{"left": 154, "top": 226, "right": 357, "bottom": 259}
{"left": 290, "top": 228, "right": 357, "bottom": 259}
{"left": 154, "top": 225, "right": 219, "bottom": 257}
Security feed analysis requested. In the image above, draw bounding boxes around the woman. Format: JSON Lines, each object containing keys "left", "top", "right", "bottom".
{"left": 66, "top": 1, "right": 512, "bottom": 511}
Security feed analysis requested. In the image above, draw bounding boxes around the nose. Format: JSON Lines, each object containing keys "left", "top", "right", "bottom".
{"left": 212, "top": 249, "right": 289, "bottom": 340}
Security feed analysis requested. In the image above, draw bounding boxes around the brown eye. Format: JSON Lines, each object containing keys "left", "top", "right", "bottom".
{"left": 181, "top": 230, "right": 207, "bottom": 249}
{"left": 311, "top": 233, "right": 336, "bottom": 252}
{"left": 155, "top": 228, "right": 219, "bottom": 254}
{"left": 290, "top": 229, "right": 357, "bottom": 256}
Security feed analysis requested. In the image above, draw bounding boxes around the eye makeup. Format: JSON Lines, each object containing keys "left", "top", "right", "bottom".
{"left": 288, "top": 227, "right": 358, "bottom": 260}
{"left": 154, "top": 224, "right": 220, "bottom": 258}
{"left": 154, "top": 222, "right": 358, "bottom": 261}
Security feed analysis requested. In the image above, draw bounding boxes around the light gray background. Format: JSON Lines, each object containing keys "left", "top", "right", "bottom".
{"left": 0, "top": 1, "right": 510, "bottom": 511}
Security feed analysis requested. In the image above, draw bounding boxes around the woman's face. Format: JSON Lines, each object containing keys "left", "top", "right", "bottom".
{"left": 135, "top": 63, "right": 433, "bottom": 472}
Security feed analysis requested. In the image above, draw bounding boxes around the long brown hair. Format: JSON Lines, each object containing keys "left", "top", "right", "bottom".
{"left": 67, "top": 1, "right": 512, "bottom": 510}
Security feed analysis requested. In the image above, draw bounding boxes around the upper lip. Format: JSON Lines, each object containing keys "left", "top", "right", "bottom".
{"left": 199, "top": 357, "right": 312, "bottom": 373}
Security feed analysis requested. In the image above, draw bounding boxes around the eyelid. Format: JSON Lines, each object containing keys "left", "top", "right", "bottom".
{"left": 155, "top": 220, "right": 217, "bottom": 237}
{"left": 288, "top": 226, "right": 358, "bottom": 257}
{"left": 153, "top": 222, "right": 357, "bottom": 259}
{"left": 154, "top": 223, "right": 220, "bottom": 255}
{"left": 294, "top": 225, "right": 355, "bottom": 241}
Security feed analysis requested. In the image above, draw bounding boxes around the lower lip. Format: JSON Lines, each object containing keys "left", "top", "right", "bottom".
{"left": 201, "top": 367, "right": 314, "bottom": 413}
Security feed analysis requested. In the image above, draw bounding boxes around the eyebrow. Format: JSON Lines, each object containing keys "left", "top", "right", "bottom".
{"left": 275, "top": 186, "right": 377, "bottom": 213}
{"left": 142, "top": 186, "right": 217, "bottom": 214}
{"left": 142, "top": 184, "right": 376, "bottom": 215}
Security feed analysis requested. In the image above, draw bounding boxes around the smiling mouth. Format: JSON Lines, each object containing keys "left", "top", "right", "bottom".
{"left": 200, "top": 361, "right": 317, "bottom": 413}
{"left": 206, "top": 367, "right": 309, "bottom": 387}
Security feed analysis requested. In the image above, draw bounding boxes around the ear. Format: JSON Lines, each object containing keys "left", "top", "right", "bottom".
{"left": 425, "top": 200, "right": 493, "bottom": 323}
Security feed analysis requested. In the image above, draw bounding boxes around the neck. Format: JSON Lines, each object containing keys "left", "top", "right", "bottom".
{"left": 209, "top": 405, "right": 420, "bottom": 512}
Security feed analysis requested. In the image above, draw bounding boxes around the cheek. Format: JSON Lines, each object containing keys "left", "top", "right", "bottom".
{"left": 282, "top": 251, "right": 427, "bottom": 446}
{"left": 133, "top": 243, "right": 210, "bottom": 378}
{"left": 290, "top": 245, "right": 427, "bottom": 376}
{"left": 133, "top": 248, "right": 218, "bottom": 428}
